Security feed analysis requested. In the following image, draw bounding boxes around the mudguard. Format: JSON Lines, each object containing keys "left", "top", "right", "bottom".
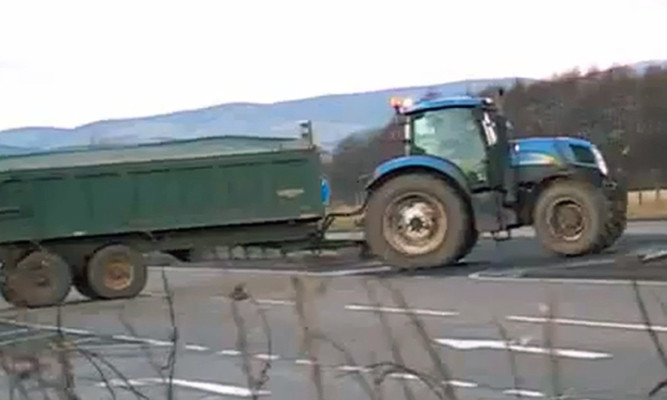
{"left": 366, "top": 156, "right": 471, "bottom": 196}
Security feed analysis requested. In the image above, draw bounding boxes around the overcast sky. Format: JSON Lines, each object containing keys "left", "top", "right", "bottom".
{"left": 0, "top": 0, "right": 665, "bottom": 131}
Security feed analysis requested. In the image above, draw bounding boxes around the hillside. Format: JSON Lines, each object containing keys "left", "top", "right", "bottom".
{"left": 0, "top": 78, "right": 526, "bottom": 153}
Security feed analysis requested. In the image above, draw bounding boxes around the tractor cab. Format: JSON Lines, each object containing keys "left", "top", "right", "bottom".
{"left": 390, "top": 95, "right": 517, "bottom": 205}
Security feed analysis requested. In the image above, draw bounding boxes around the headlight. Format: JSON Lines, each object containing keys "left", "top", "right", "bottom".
{"left": 591, "top": 146, "right": 608, "bottom": 176}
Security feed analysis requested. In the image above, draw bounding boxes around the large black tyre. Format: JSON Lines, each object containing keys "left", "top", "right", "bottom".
{"left": 456, "top": 228, "right": 479, "bottom": 262}
{"left": 86, "top": 245, "right": 147, "bottom": 300}
{"left": 365, "top": 174, "right": 471, "bottom": 269}
{"left": 533, "top": 180, "right": 609, "bottom": 256}
{"left": 3, "top": 251, "right": 72, "bottom": 308}
{"left": 600, "top": 184, "right": 628, "bottom": 249}
{"left": 73, "top": 274, "right": 100, "bottom": 300}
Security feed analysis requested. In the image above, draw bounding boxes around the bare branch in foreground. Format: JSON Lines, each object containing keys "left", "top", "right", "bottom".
{"left": 495, "top": 320, "right": 523, "bottom": 400}
{"left": 362, "top": 279, "right": 416, "bottom": 400}
{"left": 292, "top": 276, "right": 326, "bottom": 400}
{"left": 378, "top": 279, "right": 459, "bottom": 400}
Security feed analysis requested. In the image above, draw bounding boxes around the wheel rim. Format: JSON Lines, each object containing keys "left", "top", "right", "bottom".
{"left": 547, "top": 198, "right": 586, "bottom": 242}
{"left": 104, "top": 257, "right": 134, "bottom": 291}
{"left": 382, "top": 192, "right": 447, "bottom": 255}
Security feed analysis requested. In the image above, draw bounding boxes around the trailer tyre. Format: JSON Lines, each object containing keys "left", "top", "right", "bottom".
{"left": 365, "top": 174, "right": 470, "bottom": 269}
{"left": 87, "top": 245, "right": 147, "bottom": 300}
{"left": 533, "top": 180, "right": 608, "bottom": 256}
{"left": 3, "top": 251, "right": 72, "bottom": 308}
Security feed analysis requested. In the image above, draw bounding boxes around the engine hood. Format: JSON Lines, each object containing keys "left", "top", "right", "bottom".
{"left": 510, "top": 136, "right": 597, "bottom": 168}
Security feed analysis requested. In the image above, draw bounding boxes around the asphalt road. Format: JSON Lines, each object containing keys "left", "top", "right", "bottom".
{"left": 2, "top": 221, "right": 667, "bottom": 399}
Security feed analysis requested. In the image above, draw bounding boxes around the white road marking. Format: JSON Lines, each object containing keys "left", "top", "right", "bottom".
{"left": 508, "top": 315, "right": 667, "bottom": 333}
{"left": 434, "top": 338, "right": 611, "bottom": 360}
{"left": 254, "top": 353, "right": 279, "bottom": 361}
{"left": 468, "top": 270, "right": 667, "bottom": 287}
{"left": 217, "top": 349, "right": 242, "bottom": 356}
{"left": 503, "top": 389, "right": 545, "bottom": 398}
{"left": 256, "top": 299, "right": 296, "bottom": 306}
{"left": 0, "top": 332, "right": 58, "bottom": 346}
{"left": 150, "top": 265, "right": 391, "bottom": 277}
{"left": 111, "top": 335, "right": 173, "bottom": 347}
{"left": 294, "top": 359, "right": 315, "bottom": 365}
{"left": 345, "top": 304, "right": 459, "bottom": 317}
{"left": 388, "top": 373, "right": 478, "bottom": 388}
{"left": 0, "top": 318, "right": 94, "bottom": 335}
{"left": 0, "top": 328, "right": 29, "bottom": 338}
{"left": 99, "top": 378, "right": 270, "bottom": 397}
{"left": 185, "top": 344, "right": 210, "bottom": 351}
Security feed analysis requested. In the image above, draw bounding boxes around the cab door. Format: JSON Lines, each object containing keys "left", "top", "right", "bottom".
{"left": 410, "top": 106, "right": 492, "bottom": 191}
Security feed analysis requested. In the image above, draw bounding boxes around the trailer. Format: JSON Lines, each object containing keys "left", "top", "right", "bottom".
{"left": 0, "top": 124, "right": 345, "bottom": 307}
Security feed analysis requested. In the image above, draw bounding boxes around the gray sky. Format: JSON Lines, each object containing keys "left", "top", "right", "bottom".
{"left": 0, "top": 0, "right": 665, "bottom": 131}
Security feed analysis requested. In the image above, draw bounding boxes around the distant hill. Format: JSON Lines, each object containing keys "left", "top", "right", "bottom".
{"left": 1, "top": 59, "right": 664, "bottom": 154}
{"left": 0, "top": 78, "right": 527, "bottom": 154}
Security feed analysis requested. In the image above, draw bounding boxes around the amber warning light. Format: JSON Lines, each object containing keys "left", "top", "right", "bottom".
{"left": 390, "top": 97, "right": 414, "bottom": 112}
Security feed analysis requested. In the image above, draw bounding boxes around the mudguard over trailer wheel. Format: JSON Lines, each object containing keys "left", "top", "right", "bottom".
{"left": 533, "top": 180, "right": 610, "bottom": 256}
{"left": 1, "top": 251, "right": 72, "bottom": 308}
{"left": 365, "top": 174, "right": 472, "bottom": 269}
{"left": 86, "top": 245, "right": 148, "bottom": 300}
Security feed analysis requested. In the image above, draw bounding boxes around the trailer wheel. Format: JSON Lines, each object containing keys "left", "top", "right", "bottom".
{"left": 365, "top": 174, "right": 470, "bottom": 269}
{"left": 3, "top": 251, "right": 72, "bottom": 308}
{"left": 73, "top": 276, "right": 99, "bottom": 300}
{"left": 86, "top": 245, "right": 147, "bottom": 300}
{"left": 533, "top": 180, "right": 608, "bottom": 256}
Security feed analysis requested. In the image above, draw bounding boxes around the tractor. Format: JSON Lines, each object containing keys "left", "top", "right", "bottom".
{"left": 362, "top": 95, "right": 627, "bottom": 268}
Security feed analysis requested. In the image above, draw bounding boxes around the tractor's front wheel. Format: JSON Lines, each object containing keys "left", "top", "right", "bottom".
{"left": 365, "top": 174, "right": 471, "bottom": 269}
{"left": 533, "top": 180, "right": 609, "bottom": 256}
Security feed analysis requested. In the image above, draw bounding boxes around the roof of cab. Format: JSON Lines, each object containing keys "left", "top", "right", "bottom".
{"left": 402, "top": 95, "right": 487, "bottom": 115}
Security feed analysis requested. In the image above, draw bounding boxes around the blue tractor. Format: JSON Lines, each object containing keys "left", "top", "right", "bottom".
{"left": 362, "top": 95, "right": 627, "bottom": 269}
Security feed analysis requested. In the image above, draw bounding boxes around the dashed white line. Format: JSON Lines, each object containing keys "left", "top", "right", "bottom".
{"left": 0, "top": 318, "right": 93, "bottom": 335}
{"left": 150, "top": 264, "right": 390, "bottom": 277}
{"left": 111, "top": 335, "right": 173, "bottom": 347}
{"left": 185, "top": 344, "right": 210, "bottom": 352}
{"left": 508, "top": 315, "right": 667, "bottom": 333}
{"left": 435, "top": 338, "right": 611, "bottom": 360}
{"left": 256, "top": 299, "right": 296, "bottom": 306}
{"left": 388, "top": 373, "right": 478, "bottom": 388}
{"left": 503, "top": 389, "right": 545, "bottom": 398}
{"left": 468, "top": 270, "right": 667, "bottom": 287}
{"left": 254, "top": 353, "right": 280, "bottom": 361}
{"left": 217, "top": 349, "right": 242, "bottom": 356}
{"left": 99, "top": 378, "right": 270, "bottom": 397}
{"left": 345, "top": 304, "right": 459, "bottom": 317}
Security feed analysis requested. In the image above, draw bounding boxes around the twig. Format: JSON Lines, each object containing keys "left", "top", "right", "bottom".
{"left": 542, "top": 296, "right": 561, "bottom": 399}
{"left": 160, "top": 267, "right": 178, "bottom": 400}
{"left": 494, "top": 319, "right": 523, "bottom": 400}
{"left": 246, "top": 293, "right": 273, "bottom": 396}
{"left": 377, "top": 279, "right": 459, "bottom": 400}
{"left": 362, "top": 280, "right": 416, "bottom": 400}
{"left": 291, "top": 276, "right": 325, "bottom": 400}
{"left": 367, "top": 361, "right": 446, "bottom": 400}
{"left": 229, "top": 289, "right": 256, "bottom": 398}
{"left": 311, "top": 332, "right": 376, "bottom": 400}
{"left": 631, "top": 280, "right": 667, "bottom": 397}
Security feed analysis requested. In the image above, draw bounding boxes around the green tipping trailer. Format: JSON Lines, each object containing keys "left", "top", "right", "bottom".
{"left": 0, "top": 127, "right": 339, "bottom": 307}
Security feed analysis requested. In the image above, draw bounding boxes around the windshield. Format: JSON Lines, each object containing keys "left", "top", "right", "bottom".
{"left": 411, "top": 107, "right": 488, "bottom": 185}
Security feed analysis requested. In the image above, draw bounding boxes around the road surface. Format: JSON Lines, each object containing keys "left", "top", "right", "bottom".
{"left": 2, "top": 221, "right": 667, "bottom": 399}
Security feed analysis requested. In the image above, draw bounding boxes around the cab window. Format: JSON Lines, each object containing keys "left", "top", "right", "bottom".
{"left": 412, "top": 107, "right": 488, "bottom": 186}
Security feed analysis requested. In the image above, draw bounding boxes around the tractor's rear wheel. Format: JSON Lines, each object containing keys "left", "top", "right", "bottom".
{"left": 533, "top": 180, "right": 609, "bottom": 256}
{"left": 365, "top": 174, "right": 471, "bottom": 269}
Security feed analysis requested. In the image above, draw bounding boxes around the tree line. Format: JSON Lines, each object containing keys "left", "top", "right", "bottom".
{"left": 327, "top": 64, "right": 667, "bottom": 204}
